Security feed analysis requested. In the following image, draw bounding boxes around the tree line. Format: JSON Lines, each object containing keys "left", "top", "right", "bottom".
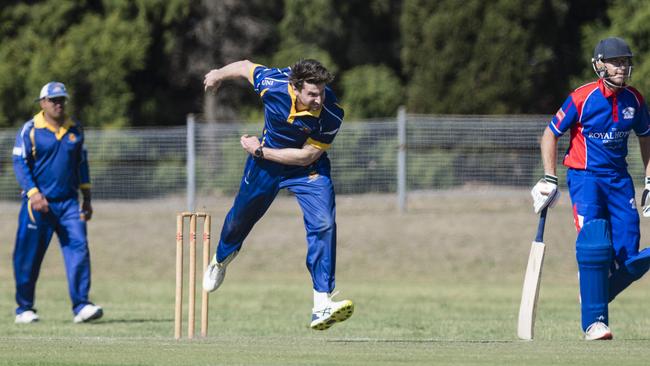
{"left": 0, "top": 0, "right": 644, "bottom": 127}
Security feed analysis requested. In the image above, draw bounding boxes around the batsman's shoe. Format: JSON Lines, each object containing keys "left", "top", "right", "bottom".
{"left": 203, "top": 250, "right": 238, "bottom": 292}
{"left": 584, "top": 321, "right": 613, "bottom": 340}
{"left": 15, "top": 310, "right": 39, "bottom": 324}
{"left": 73, "top": 304, "right": 103, "bottom": 323}
{"left": 310, "top": 293, "right": 354, "bottom": 331}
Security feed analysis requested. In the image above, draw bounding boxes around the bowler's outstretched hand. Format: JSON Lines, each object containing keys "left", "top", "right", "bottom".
{"left": 203, "top": 70, "right": 222, "bottom": 93}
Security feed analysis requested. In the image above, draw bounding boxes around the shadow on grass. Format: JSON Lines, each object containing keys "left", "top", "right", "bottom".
{"left": 327, "top": 339, "right": 515, "bottom": 343}
{"left": 90, "top": 318, "right": 171, "bottom": 324}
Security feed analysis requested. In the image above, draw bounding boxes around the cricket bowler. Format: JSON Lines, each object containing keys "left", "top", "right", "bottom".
{"left": 201, "top": 59, "right": 354, "bottom": 330}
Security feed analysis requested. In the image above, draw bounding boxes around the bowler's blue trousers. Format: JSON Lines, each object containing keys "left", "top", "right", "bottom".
{"left": 217, "top": 156, "right": 337, "bottom": 292}
{"left": 13, "top": 197, "right": 91, "bottom": 315}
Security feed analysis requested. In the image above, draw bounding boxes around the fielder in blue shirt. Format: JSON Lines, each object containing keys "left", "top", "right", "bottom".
{"left": 201, "top": 59, "right": 354, "bottom": 330}
{"left": 12, "top": 82, "right": 103, "bottom": 324}
{"left": 532, "top": 37, "right": 650, "bottom": 340}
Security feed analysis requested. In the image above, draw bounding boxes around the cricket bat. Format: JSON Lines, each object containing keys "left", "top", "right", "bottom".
{"left": 517, "top": 207, "right": 548, "bottom": 340}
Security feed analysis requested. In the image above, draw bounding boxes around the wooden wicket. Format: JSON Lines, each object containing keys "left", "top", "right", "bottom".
{"left": 175, "top": 212, "right": 211, "bottom": 339}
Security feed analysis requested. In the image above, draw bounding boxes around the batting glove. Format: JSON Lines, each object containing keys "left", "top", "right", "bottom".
{"left": 642, "top": 177, "right": 650, "bottom": 217}
{"left": 531, "top": 174, "right": 560, "bottom": 214}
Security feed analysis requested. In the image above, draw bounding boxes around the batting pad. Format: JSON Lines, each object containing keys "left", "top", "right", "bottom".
{"left": 576, "top": 219, "right": 612, "bottom": 331}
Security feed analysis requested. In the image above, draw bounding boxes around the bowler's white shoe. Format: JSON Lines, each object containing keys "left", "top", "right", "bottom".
{"left": 310, "top": 293, "right": 354, "bottom": 331}
{"left": 15, "top": 310, "right": 39, "bottom": 324}
{"left": 203, "top": 251, "right": 238, "bottom": 292}
{"left": 584, "top": 321, "right": 613, "bottom": 340}
{"left": 73, "top": 304, "right": 103, "bottom": 323}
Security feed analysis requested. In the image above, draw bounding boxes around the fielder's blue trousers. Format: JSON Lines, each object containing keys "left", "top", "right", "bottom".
{"left": 13, "top": 197, "right": 92, "bottom": 315}
{"left": 217, "top": 156, "right": 337, "bottom": 293}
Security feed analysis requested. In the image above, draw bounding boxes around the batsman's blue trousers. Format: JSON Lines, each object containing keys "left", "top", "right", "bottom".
{"left": 13, "top": 197, "right": 92, "bottom": 315}
{"left": 567, "top": 169, "right": 641, "bottom": 303}
{"left": 217, "top": 155, "right": 337, "bottom": 293}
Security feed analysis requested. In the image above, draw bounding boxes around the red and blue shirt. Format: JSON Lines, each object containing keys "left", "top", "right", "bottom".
{"left": 12, "top": 111, "right": 90, "bottom": 200}
{"left": 549, "top": 78, "right": 650, "bottom": 172}
{"left": 250, "top": 65, "right": 344, "bottom": 152}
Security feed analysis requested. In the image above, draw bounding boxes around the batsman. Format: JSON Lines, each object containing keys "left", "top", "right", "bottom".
{"left": 201, "top": 59, "right": 354, "bottom": 330}
{"left": 533, "top": 37, "right": 650, "bottom": 340}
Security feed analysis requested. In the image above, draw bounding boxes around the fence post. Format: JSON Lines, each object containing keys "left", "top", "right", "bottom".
{"left": 187, "top": 114, "right": 196, "bottom": 212}
{"left": 397, "top": 106, "right": 407, "bottom": 213}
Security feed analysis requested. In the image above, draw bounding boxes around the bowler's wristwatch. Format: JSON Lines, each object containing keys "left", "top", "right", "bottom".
{"left": 254, "top": 146, "right": 264, "bottom": 159}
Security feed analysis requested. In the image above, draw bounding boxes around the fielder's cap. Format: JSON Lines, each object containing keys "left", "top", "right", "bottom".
{"left": 36, "top": 81, "right": 69, "bottom": 101}
{"left": 593, "top": 37, "right": 633, "bottom": 61}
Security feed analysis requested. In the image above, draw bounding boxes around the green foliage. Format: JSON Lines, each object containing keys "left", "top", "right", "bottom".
{"left": 271, "top": 0, "right": 340, "bottom": 74}
{"left": 408, "top": 150, "right": 457, "bottom": 189}
{"left": 581, "top": 0, "right": 650, "bottom": 95}
{"left": 54, "top": 11, "right": 150, "bottom": 127}
{"left": 0, "top": 0, "right": 632, "bottom": 125}
{"left": 279, "top": 0, "right": 343, "bottom": 47}
{"left": 0, "top": 1, "right": 150, "bottom": 127}
{"left": 330, "top": 127, "right": 389, "bottom": 193}
{"left": 0, "top": 0, "right": 190, "bottom": 128}
{"left": 340, "top": 65, "right": 403, "bottom": 119}
{"left": 270, "top": 41, "right": 338, "bottom": 74}
{"left": 401, "top": 0, "right": 572, "bottom": 114}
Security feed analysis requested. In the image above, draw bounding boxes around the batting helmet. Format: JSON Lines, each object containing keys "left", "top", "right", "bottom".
{"left": 591, "top": 37, "right": 633, "bottom": 85}
{"left": 593, "top": 37, "right": 633, "bottom": 62}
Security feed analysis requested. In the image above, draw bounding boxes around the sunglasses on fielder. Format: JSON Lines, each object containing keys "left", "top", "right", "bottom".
{"left": 46, "top": 97, "right": 67, "bottom": 105}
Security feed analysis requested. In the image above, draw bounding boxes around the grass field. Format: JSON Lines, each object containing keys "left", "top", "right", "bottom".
{"left": 1, "top": 189, "right": 650, "bottom": 365}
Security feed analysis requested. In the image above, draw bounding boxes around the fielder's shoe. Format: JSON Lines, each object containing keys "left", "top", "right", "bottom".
{"left": 584, "top": 321, "right": 613, "bottom": 340}
{"left": 203, "top": 251, "right": 238, "bottom": 292}
{"left": 15, "top": 310, "right": 39, "bottom": 324}
{"left": 310, "top": 292, "right": 354, "bottom": 331}
{"left": 73, "top": 304, "right": 103, "bottom": 323}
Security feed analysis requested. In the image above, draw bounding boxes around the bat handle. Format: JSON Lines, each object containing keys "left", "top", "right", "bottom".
{"left": 535, "top": 207, "right": 548, "bottom": 243}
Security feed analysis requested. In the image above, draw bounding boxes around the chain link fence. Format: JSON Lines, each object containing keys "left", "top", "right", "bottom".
{"left": 0, "top": 114, "right": 644, "bottom": 203}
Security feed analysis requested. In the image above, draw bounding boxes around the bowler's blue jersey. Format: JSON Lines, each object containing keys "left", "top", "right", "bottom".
{"left": 250, "top": 65, "right": 344, "bottom": 152}
{"left": 12, "top": 111, "right": 90, "bottom": 200}
{"left": 548, "top": 79, "right": 650, "bottom": 172}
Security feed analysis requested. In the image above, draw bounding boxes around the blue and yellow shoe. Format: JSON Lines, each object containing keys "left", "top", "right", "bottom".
{"left": 310, "top": 293, "right": 354, "bottom": 331}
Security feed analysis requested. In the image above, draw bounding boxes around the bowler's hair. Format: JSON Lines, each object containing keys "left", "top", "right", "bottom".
{"left": 289, "top": 59, "right": 334, "bottom": 90}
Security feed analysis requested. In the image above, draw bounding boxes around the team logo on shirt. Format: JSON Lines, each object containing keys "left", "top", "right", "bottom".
{"left": 588, "top": 128, "right": 630, "bottom": 150}
{"left": 68, "top": 133, "right": 76, "bottom": 142}
{"left": 622, "top": 107, "right": 635, "bottom": 119}
{"left": 588, "top": 130, "right": 630, "bottom": 139}
{"left": 555, "top": 108, "right": 565, "bottom": 123}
